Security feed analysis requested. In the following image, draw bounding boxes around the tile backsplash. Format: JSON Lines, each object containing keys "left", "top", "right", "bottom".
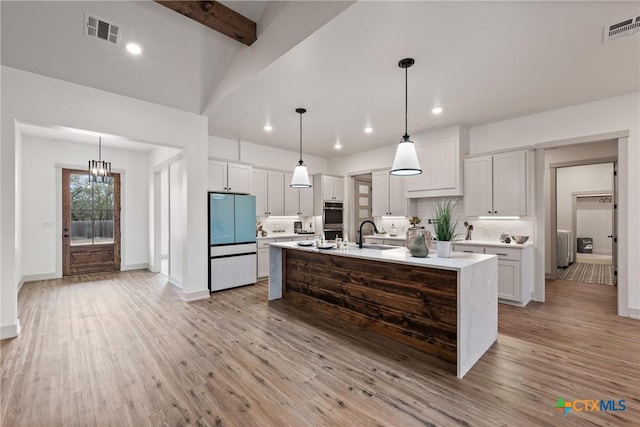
{"left": 258, "top": 216, "right": 318, "bottom": 236}
{"left": 410, "top": 197, "right": 534, "bottom": 242}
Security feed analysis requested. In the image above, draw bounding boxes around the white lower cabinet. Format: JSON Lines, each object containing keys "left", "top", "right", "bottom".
{"left": 452, "top": 242, "right": 533, "bottom": 306}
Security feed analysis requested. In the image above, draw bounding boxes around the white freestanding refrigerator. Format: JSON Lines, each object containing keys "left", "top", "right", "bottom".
{"left": 208, "top": 193, "right": 257, "bottom": 292}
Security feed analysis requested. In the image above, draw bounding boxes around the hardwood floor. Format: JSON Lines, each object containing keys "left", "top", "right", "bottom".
{"left": 2, "top": 272, "right": 638, "bottom": 426}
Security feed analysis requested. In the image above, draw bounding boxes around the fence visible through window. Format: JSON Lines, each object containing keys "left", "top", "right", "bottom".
{"left": 69, "top": 173, "right": 115, "bottom": 245}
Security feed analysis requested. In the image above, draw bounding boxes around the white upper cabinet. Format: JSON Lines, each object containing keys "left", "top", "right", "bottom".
{"left": 207, "top": 159, "right": 252, "bottom": 194}
{"left": 284, "top": 173, "right": 314, "bottom": 216}
{"left": 464, "top": 150, "right": 527, "bottom": 217}
{"left": 404, "top": 125, "right": 468, "bottom": 198}
{"left": 372, "top": 170, "right": 407, "bottom": 217}
{"left": 313, "top": 174, "right": 344, "bottom": 215}
{"left": 252, "top": 168, "right": 284, "bottom": 216}
{"left": 321, "top": 175, "right": 343, "bottom": 201}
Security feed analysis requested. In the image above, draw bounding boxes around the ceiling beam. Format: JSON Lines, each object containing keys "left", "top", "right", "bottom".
{"left": 155, "top": 1, "right": 257, "bottom": 46}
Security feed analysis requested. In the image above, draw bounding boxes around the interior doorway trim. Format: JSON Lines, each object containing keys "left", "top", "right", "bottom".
{"left": 535, "top": 135, "right": 629, "bottom": 317}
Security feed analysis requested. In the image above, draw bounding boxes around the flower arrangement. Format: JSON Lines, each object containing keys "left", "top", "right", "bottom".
{"left": 409, "top": 216, "right": 421, "bottom": 227}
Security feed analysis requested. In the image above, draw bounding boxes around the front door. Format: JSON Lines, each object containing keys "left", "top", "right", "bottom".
{"left": 62, "top": 169, "right": 121, "bottom": 275}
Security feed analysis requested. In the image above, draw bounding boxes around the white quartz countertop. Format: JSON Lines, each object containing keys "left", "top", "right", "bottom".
{"left": 451, "top": 240, "right": 533, "bottom": 248}
{"left": 270, "top": 241, "right": 496, "bottom": 271}
{"left": 257, "top": 234, "right": 318, "bottom": 240}
{"left": 364, "top": 235, "right": 406, "bottom": 241}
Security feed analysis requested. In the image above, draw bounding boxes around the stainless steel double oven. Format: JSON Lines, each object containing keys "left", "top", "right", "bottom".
{"left": 322, "top": 201, "right": 343, "bottom": 240}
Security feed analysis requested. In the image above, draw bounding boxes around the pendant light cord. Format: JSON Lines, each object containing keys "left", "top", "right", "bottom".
{"left": 298, "top": 112, "right": 303, "bottom": 165}
{"left": 404, "top": 65, "right": 409, "bottom": 138}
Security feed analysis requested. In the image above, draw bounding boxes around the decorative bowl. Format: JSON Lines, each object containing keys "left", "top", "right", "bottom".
{"left": 513, "top": 235, "right": 529, "bottom": 244}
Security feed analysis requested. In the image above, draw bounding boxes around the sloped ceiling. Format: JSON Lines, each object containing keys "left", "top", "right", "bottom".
{"left": 2, "top": 1, "right": 639, "bottom": 159}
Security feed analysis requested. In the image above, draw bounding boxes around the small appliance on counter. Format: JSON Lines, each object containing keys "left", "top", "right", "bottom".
{"left": 294, "top": 221, "right": 302, "bottom": 233}
{"left": 208, "top": 193, "right": 257, "bottom": 292}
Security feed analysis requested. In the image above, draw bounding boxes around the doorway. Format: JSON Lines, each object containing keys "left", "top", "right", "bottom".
{"left": 62, "top": 169, "right": 121, "bottom": 275}
{"left": 550, "top": 158, "right": 617, "bottom": 287}
{"left": 353, "top": 174, "right": 373, "bottom": 243}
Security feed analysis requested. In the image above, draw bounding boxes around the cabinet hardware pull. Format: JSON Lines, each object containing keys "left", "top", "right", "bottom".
{"left": 494, "top": 211, "right": 497, "bottom": 214}
{"left": 488, "top": 211, "right": 491, "bottom": 214}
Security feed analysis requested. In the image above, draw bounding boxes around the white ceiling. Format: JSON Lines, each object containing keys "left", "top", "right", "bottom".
{"left": 2, "top": 1, "right": 639, "bottom": 159}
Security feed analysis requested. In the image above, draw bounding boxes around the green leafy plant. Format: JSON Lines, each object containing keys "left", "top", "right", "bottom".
{"left": 433, "top": 200, "right": 459, "bottom": 241}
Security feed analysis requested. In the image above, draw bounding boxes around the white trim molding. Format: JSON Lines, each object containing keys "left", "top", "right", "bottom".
{"left": 180, "top": 289, "right": 210, "bottom": 302}
{"left": 1, "top": 320, "right": 21, "bottom": 340}
{"left": 628, "top": 308, "right": 640, "bottom": 320}
{"left": 121, "top": 263, "right": 151, "bottom": 272}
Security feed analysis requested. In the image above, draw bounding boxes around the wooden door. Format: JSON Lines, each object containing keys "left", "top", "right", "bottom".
{"left": 63, "top": 169, "right": 121, "bottom": 275}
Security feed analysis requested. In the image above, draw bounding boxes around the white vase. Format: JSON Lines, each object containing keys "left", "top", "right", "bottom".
{"left": 437, "top": 241, "right": 452, "bottom": 258}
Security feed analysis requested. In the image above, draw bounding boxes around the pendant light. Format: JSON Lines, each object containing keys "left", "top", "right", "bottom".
{"left": 390, "top": 58, "right": 422, "bottom": 176}
{"left": 290, "top": 108, "right": 312, "bottom": 188}
{"left": 88, "top": 136, "right": 111, "bottom": 183}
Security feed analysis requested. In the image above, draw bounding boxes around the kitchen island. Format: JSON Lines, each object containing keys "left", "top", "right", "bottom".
{"left": 268, "top": 242, "right": 498, "bottom": 378}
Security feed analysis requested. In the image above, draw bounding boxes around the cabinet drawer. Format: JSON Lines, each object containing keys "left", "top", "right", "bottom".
{"left": 258, "top": 239, "right": 276, "bottom": 249}
{"left": 452, "top": 245, "right": 484, "bottom": 254}
{"left": 485, "top": 247, "right": 521, "bottom": 261}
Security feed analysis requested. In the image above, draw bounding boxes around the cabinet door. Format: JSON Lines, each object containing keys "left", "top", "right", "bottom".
{"left": 464, "top": 156, "right": 493, "bottom": 216}
{"left": 257, "top": 248, "right": 269, "bottom": 278}
{"left": 322, "top": 176, "right": 334, "bottom": 201}
{"left": 227, "top": 163, "right": 252, "bottom": 194}
{"left": 284, "top": 172, "right": 299, "bottom": 215}
{"left": 207, "top": 160, "right": 227, "bottom": 192}
{"left": 267, "top": 171, "right": 285, "bottom": 216}
{"left": 252, "top": 169, "right": 268, "bottom": 216}
{"left": 371, "top": 170, "right": 389, "bottom": 217}
{"left": 333, "top": 177, "right": 344, "bottom": 201}
{"left": 429, "top": 138, "right": 457, "bottom": 190}
{"left": 388, "top": 174, "right": 407, "bottom": 216}
{"left": 405, "top": 144, "right": 432, "bottom": 192}
{"left": 492, "top": 151, "right": 526, "bottom": 216}
{"left": 497, "top": 259, "right": 520, "bottom": 301}
{"left": 299, "top": 187, "right": 314, "bottom": 216}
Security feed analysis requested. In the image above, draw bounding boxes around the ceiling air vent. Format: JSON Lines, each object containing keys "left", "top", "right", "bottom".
{"left": 84, "top": 13, "right": 120, "bottom": 45}
{"left": 604, "top": 15, "right": 640, "bottom": 43}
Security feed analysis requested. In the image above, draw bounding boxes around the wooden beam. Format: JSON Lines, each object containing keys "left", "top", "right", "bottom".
{"left": 155, "top": 1, "right": 257, "bottom": 46}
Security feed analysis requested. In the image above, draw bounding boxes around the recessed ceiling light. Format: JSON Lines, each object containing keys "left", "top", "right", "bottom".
{"left": 126, "top": 43, "right": 142, "bottom": 55}
{"left": 334, "top": 140, "right": 342, "bottom": 150}
{"left": 364, "top": 127, "right": 373, "bottom": 134}
{"left": 431, "top": 107, "right": 443, "bottom": 114}
{"left": 263, "top": 124, "right": 273, "bottom": 132}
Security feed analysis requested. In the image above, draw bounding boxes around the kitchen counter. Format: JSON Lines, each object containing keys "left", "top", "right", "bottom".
{"left": 365, "top": 234, "right": 406, "bottom": 241}
{"left": 451, "top": 240, "right": 533, "bottom": 248}
{"left": 257, "top": 233, "right": 318, "bottom": 240}
{"left": 268, "top": 241, "right": 498, "bottom": 378}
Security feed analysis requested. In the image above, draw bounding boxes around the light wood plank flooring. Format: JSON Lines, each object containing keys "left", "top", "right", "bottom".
{"left": 2, "top": 271, "right": 638, "bottom": 426}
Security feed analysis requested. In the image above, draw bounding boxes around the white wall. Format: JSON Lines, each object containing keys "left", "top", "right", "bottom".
{"left": 208, "top": 136, "right": 329, "bottom": 175}
{"left": 2, "top": 66, "right": 209, "bottom": 338}
{"left": 576, "top": 197, "right": 613, "bottom": 255}
{"left": 470, "top": 92, "right": 639, "bottom": 317}
{"left": 20, "top": 137, "right": 150, "bottom": 279}
{"left": 557, "top": 163, "right": 613, "bottom": 255}
{"left": 168, "top": 158, "right": 186, "bottom": 286}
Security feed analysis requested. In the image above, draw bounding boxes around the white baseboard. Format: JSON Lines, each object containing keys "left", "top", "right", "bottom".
{"left": 180, "top": 289, "right": 210, "bottom": 302}
{"left": 592, "top": 250, "right": 612, "bottom": 255}
{"left": 0, "top": 319, "right": 21, "bottom": 340}
{"left": 18, "top": 278, "right": 25, "bottom": 294}
{"left": 22, "top": 272, "right": 60, "bottom": 283}
{"left": 121, "top": 263, "right": 151, "bottom": 272}
{"left": 168, "top": 276, "right": 183, "bottom": 288}
{"left": 628, "top": 307, "right": 640, "bottom": 320}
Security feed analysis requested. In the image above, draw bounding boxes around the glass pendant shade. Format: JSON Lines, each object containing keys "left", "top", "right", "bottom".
{"left": 390, "top": 136, "right": 421, "bottom": 176}
{"left": 290, "top": 163, "right": 311, "bottom": 188}
{"left": 88, "top": 137, "right": 111, "bottom": 182}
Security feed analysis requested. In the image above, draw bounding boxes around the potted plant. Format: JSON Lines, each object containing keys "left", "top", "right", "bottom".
{"left": 433, "top": 200, "right": 459, "bottom": 258}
